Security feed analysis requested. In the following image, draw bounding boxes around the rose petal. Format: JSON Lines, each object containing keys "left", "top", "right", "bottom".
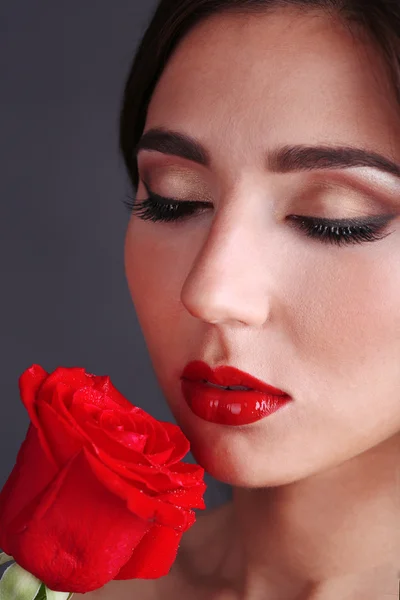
{"left": 98, "top": 410, "right": 120, "bottom": 428}
{"left": 146, "top": 421, "right": 190, "bottom": 465}
{"left": 84, "top": 450, "right": 195, "bottom": 531}
{"left": 91, "top": 446, "right": 203, "bottom": 495}
{"left": 107, "top": 429, "right": 148, "bottom": 451}
{"left": 38, "top": 368, "right": 94, "bottom": 407}
{"left": 18, "top": 364, "right": 48, "bottom": 426}
{"left": 5, "top": 449, "right": 151, "bottom": 593}
{"left": 18, "top": 366, "right": 56, "bottom": 464}
{"left": 0, "top": 425, "right": 58, "bottom": 554}
{"left": 157, "top": 483, "right": 207, "bottom": 509}
{"left": 129, "top": 460, "right": 205, "bottom": 489}
{"left": 141, "top": 447, "right": 174, "bottom": 466}
{"left": 81, "top": 421, "right": 148, "bottom": 459}
{"left": 169, "top": 460, "right": 206, "bottom": 478}
{"left": 50, "top": 383, "right": 93, "bottom": 437}
{"left": 88, "top": 446, "right": 171, "bottom": 495}
{"left": 93, "top": 376, "right": 135, "bottom": 411}
{"left": 92, "top": 447, "right": 173, "bottom": 495}
{"left": 47, "top": 366, "right": 94, "bottom": 388}
{"left": 69, "top": 399, "right": 101, "bottom": 427}
{"left": 142, "top": 423, "right": 168, "bottom": 451}
{"left": 71, "top": 387, "right": 124, "bottom": 413}
{"left": 115, "top": 524, "right": 183, "bottom": 579}
{"left": 36, "top": 401, "right": 86, "bottom": 466}
{"left": 142, "top": 421, "right": 173, "bottom": 454}
{"left": 124, "top": 408, "right": 169, "bottom": 438}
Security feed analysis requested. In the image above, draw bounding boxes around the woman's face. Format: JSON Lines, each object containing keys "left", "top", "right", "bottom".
{"left": 124, "top": 7, "right": 400, "bottom": 486}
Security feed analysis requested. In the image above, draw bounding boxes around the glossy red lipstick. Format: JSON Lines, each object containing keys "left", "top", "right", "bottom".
{"left": 180, "top": 361, "right": 291, "bottom": 425}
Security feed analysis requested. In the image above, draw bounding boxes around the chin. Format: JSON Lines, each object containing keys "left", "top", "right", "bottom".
{"left": 177, "top": 418, "right": 316, "bottom": 488}
{"left": 195, "top": 449, "right": 294, "bottom": 487}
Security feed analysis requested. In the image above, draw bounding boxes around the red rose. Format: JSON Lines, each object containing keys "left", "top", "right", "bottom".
{"left": 0, "top": 365, "right": 206, "bottom": 593}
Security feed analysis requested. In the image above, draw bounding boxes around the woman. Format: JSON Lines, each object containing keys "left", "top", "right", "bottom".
{"left": 79, "top": 1, "right": 400, "bottom": 598}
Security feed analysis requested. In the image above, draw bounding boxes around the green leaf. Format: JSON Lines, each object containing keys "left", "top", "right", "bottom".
{"left": 0, "top": 552, "right": 14, "bottom": 565}
{"left": 45, "top": 587, "right": 71, "bottom": 600}
{"left": 34, "top": 584, "right": 47, "bottom": 600}
{"left": 0, "top": 562, "right": 42, "bottom": 600}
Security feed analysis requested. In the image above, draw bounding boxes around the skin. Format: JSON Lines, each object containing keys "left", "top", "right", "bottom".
{"left": 77, "top": 6, "right": 400, "bottom": 600}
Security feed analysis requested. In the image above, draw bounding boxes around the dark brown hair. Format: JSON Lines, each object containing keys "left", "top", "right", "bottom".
{"left": 119, "top": 0, "right": 400, "bottom": 191}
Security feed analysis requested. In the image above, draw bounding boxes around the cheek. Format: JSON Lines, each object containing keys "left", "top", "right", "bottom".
{"left": 125, "top": 225, "right": 166, "bottom": 314}
{"left": 124, "top": 222, "right": 191, "bottom": 356}
{"left": 287, "top": 242, "right": 400, "bottom": 397}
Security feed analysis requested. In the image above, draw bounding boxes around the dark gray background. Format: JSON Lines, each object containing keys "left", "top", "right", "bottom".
{"left": 0, "top": 2, "right": 231, "bottom": 509}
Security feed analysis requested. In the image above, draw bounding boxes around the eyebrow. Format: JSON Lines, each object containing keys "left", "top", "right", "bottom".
{"left": 135, "top": 127, "right": 400, "bottom": 180}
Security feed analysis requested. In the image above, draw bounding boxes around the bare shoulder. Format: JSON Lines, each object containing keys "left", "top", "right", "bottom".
{"left": 72, "top": 502, "right": 234, "bottom": 600}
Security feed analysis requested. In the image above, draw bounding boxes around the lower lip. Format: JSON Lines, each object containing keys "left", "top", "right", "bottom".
{"left": 181, "top": 380, "right": 291, "bottom": 425}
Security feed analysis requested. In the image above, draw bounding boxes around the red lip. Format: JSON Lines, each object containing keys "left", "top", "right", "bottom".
{"left": 180, "top": 360, "right": 291, "bottom": 425}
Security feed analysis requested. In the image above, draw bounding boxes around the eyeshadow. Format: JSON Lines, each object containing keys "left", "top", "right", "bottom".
{"left": 141, "top": 165, "right": 213, "bottom": 201}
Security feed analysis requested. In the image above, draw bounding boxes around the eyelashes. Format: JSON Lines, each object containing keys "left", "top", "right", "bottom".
{"left": 123, "top": 193, "right": 205, "bottom": 223}
{"left": 121, "top": 187, "right": 394, "bottom": 247}
{"left": 286, "top": 214, "right": 392, "bottom": 246}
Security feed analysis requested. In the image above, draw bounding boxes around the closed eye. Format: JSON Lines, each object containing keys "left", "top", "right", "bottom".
{"left": 121, "top": 188, "right": 395, "bottom": 247}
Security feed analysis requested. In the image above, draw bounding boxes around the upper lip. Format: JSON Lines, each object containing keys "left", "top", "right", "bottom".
{"left": 181, "top": 361, "right": 290, "bottom": 396}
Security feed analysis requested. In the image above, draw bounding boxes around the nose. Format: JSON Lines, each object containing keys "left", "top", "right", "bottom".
{"left": 180, "top": 208, "right": 277, "bottom": 327}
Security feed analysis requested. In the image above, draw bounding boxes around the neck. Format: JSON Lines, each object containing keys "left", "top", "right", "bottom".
{"left": 218, "top": 433, "right": 400, "bottom": 599}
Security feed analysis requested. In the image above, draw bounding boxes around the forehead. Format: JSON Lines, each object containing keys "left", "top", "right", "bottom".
{"left": 145, "top": 8, "right": 400, "bottom": 165}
